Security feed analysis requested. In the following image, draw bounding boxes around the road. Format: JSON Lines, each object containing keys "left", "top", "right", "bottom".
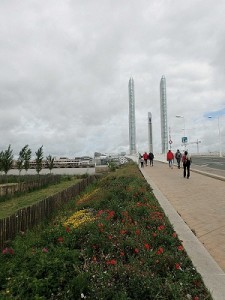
{"left": 191, "top": 155, "right": 225, "bottom": 178}
{"left": 192, "top": 155, "right": 225, "bottom": 170}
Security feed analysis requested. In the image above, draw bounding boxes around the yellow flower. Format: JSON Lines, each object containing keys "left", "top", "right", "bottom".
{"left": 76, "top": 188, "right": 100, "bottom": 205}
{"left": 64, "top": 209, "right": 95, "bottom": 228}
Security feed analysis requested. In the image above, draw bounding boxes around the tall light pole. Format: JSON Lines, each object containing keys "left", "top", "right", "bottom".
{"left": 176, "top": 115, "right": 187, "bottom": 148}
{"left": 208, "top": 116, "right": 222, "bottom": 157}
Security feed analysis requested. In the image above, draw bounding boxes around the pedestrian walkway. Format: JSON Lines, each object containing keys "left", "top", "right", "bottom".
{"left": 140, "top": 161, "right": 225, "bottom": 300}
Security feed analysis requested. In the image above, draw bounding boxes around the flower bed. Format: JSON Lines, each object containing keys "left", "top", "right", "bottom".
{"left": 0, "top": 163, "right": 212, "bottom": 299}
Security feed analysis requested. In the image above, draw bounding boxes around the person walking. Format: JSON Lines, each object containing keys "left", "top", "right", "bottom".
{"left": 167, "top": 150, "right": 174, "bottom": 168}
{"left": 140, "top": 156, "right": 144, "bottom": 168}
{"left": 148, "top": 152, "right": 154, "bottom": 166}
{"left": 143, "top": 152, "right": 148, "bottom": 166}
{"left": 175, "top": 149, "right": 182, "bottom": 169}
{"left": 182, "top": 150, "right": 192, "bottom": 178}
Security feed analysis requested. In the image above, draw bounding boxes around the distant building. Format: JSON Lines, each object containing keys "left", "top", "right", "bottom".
{"left": 128, "top": 77, "right": 137, "bottom": 155}
{"left": 28, "top": 156, "right": 95, "bottom": 169}
{"left": 160, "top": 75, "right": 168, "bottom": 154}
{"left": 94, "top": 152, "right": 129, "bottom": 166}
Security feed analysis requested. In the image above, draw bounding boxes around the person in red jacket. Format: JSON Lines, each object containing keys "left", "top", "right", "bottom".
{"left": 143, "top": 152, "right": 149, "bottom": 166}
{"left": 166, "top": 150, "right": 174, "bottom": 168}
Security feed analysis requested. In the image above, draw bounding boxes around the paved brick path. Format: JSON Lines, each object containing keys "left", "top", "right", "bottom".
{"left": 140, "top": 161, "right": 225, "bottom": 272}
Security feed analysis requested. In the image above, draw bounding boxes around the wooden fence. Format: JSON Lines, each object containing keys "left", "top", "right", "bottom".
{"left": 0, "top": 176, "right": 96, "bottom": 249}
{"left": 0, "top": 175, "right": 61, "bottom": 197}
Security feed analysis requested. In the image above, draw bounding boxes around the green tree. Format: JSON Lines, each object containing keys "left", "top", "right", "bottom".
{"left": 0, "top": 151, "right": 3, "bottom": 173}
{"left": 17, "top": 145, "right": 29, "bottom": 175}
{"left": 35, "top": 146, "right": 44, "bottom": 175}
{"left": 46, "top": 154, "right": 54, "bottom": 174}
{"left": 1, "top": 145, "right": 14, "bottom": 175}
{"left": 24, "top": 146, "right": 32, "bottom": 173}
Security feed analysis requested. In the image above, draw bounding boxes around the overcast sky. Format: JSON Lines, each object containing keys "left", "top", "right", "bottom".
{"left": 1, "top": 0, "right": 225, "bottom": 158}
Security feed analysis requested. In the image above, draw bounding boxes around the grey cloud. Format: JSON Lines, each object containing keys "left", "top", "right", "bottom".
{"left": 0, "top": 0, "right": 225, "bottom": 157}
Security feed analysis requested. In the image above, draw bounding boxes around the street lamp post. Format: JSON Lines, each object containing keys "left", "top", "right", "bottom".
{"left": 176, "top": 115, "right": 187, "bottom": 148}
{"left": 208, "top": 116, "right": 222, "bottom": 157}
{"left": 196, "top": 139, "right": 201, "bottom": 154}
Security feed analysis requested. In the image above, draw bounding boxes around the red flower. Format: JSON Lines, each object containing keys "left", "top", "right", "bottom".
{"left": 97, "top": 209, "right": 104, "bottom": 216}
{"left": 97, "top": 223, "right": 104, "bottom": 232}
{"left": 177, "top": 245, "right": 184, "bottom": 251}
{"left": 66, "top": 226, "right": 70, "bottom": 233}
{"left": 156, "top": 247, "right": 164, "bottom": 255}
{"left": 172, "top": 232, "right": 177, "bottom": 238}
{"left": 194, "top": 297, "right": 199, "bottom": 300}
{"left": 2, "top": 247, "right": 14, "bottom": 255}
{"left": 106, "top": 259, "right": 117, "bottom": 265}
{"left": 42, "top": 247, "right": 49, "bottom": 253}
{"left": 120, "top": 251, "right": 125, "bottom": 257}
{"left": 134, "top": 248, "right": 139, "bottom": 254}
{"left": 157, "top": 225, "right": 165, "bottom": 231}
{"left": 108, "top": 235, "right": 113, "bottom": 240}
{"left": 106, "top": 210, "right": 115, "bottom": 220}
{"left": 175, "top": 263, "right": 181, "bottom": 270}
{"left": 144, "top": 243, "right": 151, "bottom": 250}
{"left": 120, "top": 229, "right": 127, "bottom": 235}
{"left": 135, "top": 229, "right": 141, "bottom": 235}
{"left": 57, "top": 236, "right": 64, "bottom": 243}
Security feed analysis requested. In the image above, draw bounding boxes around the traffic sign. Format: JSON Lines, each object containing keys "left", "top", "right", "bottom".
{"left": 182, "top": 137, "right": 188, "bottom": 143}
{"left": 169, "top": 140, "right": 173, "bottom": 144}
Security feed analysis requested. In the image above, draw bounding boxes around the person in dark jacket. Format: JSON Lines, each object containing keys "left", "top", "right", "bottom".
{"left": 148, "top": 152, "right": 154, "bottom": 166}
{"left": 182, "top": 150, "right": 192, "bottom": 178}
{"left": 175, "top": 149, "right": 182, "bottom": 169}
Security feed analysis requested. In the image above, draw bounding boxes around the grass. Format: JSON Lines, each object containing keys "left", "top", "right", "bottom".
{"left": 0, "top": 163, "right": 212, "bottom": 299}
{"left": 0, "top": 176, "right": 80, "bottom": 219}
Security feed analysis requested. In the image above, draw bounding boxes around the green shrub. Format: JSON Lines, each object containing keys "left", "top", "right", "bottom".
{"left": 0, "top": 162, "right": 212, "bottom": 299}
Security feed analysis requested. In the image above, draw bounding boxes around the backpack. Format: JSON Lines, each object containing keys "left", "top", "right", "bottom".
{"left": 176, "top": 152, "right": 181, "bottom": 159}
{"left": 182, "top": 155, "right": 187, "bottom": 164}
{"left": 149, "top": 153, "right": 154, "bottom": 159}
